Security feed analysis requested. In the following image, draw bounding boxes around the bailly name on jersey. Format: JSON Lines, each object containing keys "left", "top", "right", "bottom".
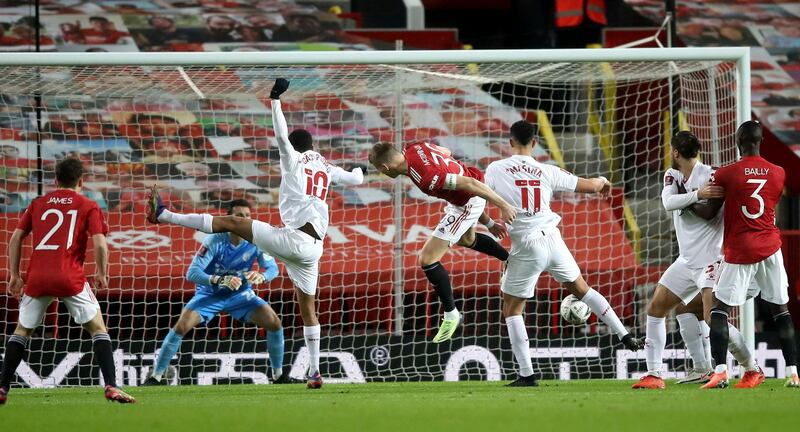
{"left": 744, "top": 168, "right": 769, "bottom": 176}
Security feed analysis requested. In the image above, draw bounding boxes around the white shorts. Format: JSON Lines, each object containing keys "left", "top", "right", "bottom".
{"left": 432, "top": 196, "right": 486, "bottom": 246}
{"left": 18, "top": 282, "right": 101, "bottom": 329}
{"left": 252, "top": 221, "right": 324, "bottom": 295}
{"left": 501, "top": 227, "right": 581, "bottom": 299}
{"left": 714, "top": 250, "right": 789, "bottom": 307}
{"left": 659, "top": 259, "right": 720, "bottom": 305}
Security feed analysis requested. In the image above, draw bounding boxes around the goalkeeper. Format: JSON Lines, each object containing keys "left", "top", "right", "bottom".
{"left": 144, "top": 199, "right": 299, "bottom": 385}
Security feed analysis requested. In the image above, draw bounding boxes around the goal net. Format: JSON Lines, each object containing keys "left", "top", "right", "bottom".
{"left": 0, "top": 48, "right": 749, "bottom": 386}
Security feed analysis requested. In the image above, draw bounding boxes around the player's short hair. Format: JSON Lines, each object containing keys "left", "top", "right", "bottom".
{"left": 736, "top": 120, "right": 762, "bottom": 150}
{"left": 227, "top": 199, "right": 252, "bottom": 215}
{"left": 510, "top": 120, "right": 537, "bottom": 146}
{"left": 55, "top": 158, "right": 84, "bottom": 188}
{"left": 671, "top": 131, "right": 701, "bottom": 159}
{"left": 89, "top": 16, "right": 109, "bottom": 23}
{"left": 288, "top": 129, "right": 313, "bottom": 152}
{"left": 368, "top": 141, "right": 399, "bottom": 166}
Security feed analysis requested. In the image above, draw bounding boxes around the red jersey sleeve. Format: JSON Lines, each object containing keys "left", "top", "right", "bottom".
{"left": 86, "top": 204, "right": 109, "bottom": 236}
{"left": 16, "top": 205, "right": 33, "bottom": 234}
{"left": 418, "top": 165, "right": 448, "bottom": 193}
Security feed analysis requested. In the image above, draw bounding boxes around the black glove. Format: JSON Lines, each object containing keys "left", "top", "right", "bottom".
{"left": 270, "top": 78, "right": 290, "bottom": 100}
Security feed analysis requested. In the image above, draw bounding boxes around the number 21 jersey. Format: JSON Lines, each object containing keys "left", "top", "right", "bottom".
{"left": 484, "top": 155, "right": 578, "bottom": 241}
{"left": 16, "top": 189, "right": 108, "bottom": 297}
{"left": 712, "top": 155, "right": 785, "bottom": 264}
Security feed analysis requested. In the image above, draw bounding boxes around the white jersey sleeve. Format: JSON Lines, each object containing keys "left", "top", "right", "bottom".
{"left": 544, "top": 165, "right": 578, "bottom": 192}
{"left": 661, "top": 168, "right": 698, "bottom": 211}
{"left": 328, "top": 165, "right": 364, "bottom": 186}
{"left": 270, "top": 99, "right": 299, "bottom": 171}
{"left": 484, "top": 163, "right": 496, "bottom": 189}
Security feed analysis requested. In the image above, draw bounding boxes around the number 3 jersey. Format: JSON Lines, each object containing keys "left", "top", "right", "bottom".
{"left": 484, "top": 155, "right": 578, "bottom": 243}
{"left": 16, "top": 189, "right": 109, "bottom": 297}
{"left": 712, "top": 155, "right": 785, "bottom": 264}
{"left": 405, "top": 142, "right": 484, "bottom": 207}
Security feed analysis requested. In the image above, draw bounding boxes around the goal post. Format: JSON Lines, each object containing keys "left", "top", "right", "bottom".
{"left": 0, "top": 47, "right": 753, "bottom": 385}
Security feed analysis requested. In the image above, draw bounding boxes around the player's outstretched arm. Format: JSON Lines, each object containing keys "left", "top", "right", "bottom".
{"left": 92, "top": 233, "right": 109, "bottom": 291}
{"left": 478, "top": 211, "right": 508, "bottom": 240}
{"left": 329, "top": 164, "right": 364, "bottom": 186}
{"left": 269, "top": 78, "right": 297, "bottom": 169}
{"left": 575, "top": 176, "right": 611, "bottom": 197}
{"left": 453, "top": 176, "right": 516, "bottom": 223}
{"left": 691, "top": 197, "right": 724, "bottom": 220}
{"left": 7, "top": 228, "right": 27, "bottom": 298}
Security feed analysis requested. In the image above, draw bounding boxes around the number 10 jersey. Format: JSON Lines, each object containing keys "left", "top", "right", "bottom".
{"left": 484, "top": 155, "right": 578, "bottom": 245}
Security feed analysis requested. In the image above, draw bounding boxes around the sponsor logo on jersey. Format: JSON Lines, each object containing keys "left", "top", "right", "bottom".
{"left": 415, "top": 146, "right": 430, "bottom": 166}
{"left": 47, "top": 197, "right": 73, "bottom": 205}
{"left": 242, "top": 251, "right": 252, "bottom": 262}
{"left": 429, "top": 175, "right": 439, "bottom": 191}
{"left": 744, "top": 168, "right": 769, "bottom": 176}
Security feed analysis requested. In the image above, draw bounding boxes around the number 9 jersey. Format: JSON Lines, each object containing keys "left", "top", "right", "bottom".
{"left": 712, "top": 155, "right": 785, "bottom": 264}
{"left": 16, "top": 189, "right": 108, "bottom": 297}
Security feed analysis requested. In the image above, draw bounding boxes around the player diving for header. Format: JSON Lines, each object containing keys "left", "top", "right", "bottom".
{"left": 147, "top": 78, "right": 364, "bottom": 389}
{"left": 144, "top": 199, "right": 301, "bottom": 385}
{"left": 369, "top": 137, "right": 515, "bottom": 343}
{"left": 484, "top": 121, "right": 643, "bottom": 386}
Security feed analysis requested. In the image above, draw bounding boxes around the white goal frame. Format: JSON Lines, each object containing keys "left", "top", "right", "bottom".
{"left": 0, "top": 46, "right": 754, "bottom": 354}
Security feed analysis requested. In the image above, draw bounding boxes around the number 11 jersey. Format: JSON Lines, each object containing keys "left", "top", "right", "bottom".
{"left": 484, "top": 155, "right": 578, "bottom": 242}
{"left": 16, "top": 189, "right": 108, "bottom": 297}
{"left": 712, "top": 155, "right": 785, "bottom": 264}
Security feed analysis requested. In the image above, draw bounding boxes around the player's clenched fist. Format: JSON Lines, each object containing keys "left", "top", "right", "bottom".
{"left": 270, "top": 78, "right": 290, "bottom": 99}
{"left": 244, "top": 271, "right": 266, "bottom": 285}
{"left": 487, "top": 221, "right": 508, "bottom": 240}
{"left": 697, "top": 183, "right": 725, "bottom": 199}
{"left": 8, "top": 275, "right": 23, "bottom": 298}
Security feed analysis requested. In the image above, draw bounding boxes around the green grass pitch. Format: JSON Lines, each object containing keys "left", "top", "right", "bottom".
{"left": 2, "top": 380, "right": 798, "bottom": 431}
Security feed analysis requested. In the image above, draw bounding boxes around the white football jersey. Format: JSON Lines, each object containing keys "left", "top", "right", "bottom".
{"left": 485, "top": 155, "right": 578, "bottom": 246}
{"left": 272, "top": 100, "right": 363, "bottom": 238}
{"left": 661, "top": 162, "right": 723, "bottom": 269}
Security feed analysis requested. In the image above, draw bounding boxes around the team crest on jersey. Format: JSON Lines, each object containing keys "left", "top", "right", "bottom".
{"left": 242, "top": 251, "right": 252, "bottom": 262}
{"left": 665, "top": 175, "right": 674, "bottom": 186}
{"left": 198, "top": 246, "right": 208, "bottom": 257}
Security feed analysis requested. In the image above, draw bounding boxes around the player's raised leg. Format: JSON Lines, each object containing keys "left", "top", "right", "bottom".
{"left": 145, "top": 308, "right": 202, "bottom": 385}
{"left": 564, "top": 275, "right": 643, "bottom": 351}
{"left": 147, "top": 186, "right": 255, "bottom": 241}
{"left": 456, "top": 224, "right": 508, "bottom": 263}
{"left": 82, "top": 311, "right": 135, "bottom": 403}
{"left": 419, "top": 236, "right": 462, "bottom": 343}
{"left": 502, "top": 293, "right": 539, "bottom": 386}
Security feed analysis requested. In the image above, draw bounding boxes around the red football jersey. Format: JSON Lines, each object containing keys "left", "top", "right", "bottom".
{"left": 16, "top": 189, "right": 108, "bottom": 297}
{"left": 405, "top": 143, "right": 484, "bottom": 207}
{"left": 712, "top": 156, "right": 785, "bottom": 264}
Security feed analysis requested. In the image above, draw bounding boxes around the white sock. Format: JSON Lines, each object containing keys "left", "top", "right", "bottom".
{"left": 645, "top": 315, "right": 666, "bottom": 376}
{"left": 714, "top": 363, "right": 728, "bottom": 374}
{"left": 700, "top": 321, "right": 712, "bottom": 367}
{"left": 787, "top": 365, "right": 798, "bottom": 377}
{"left": 727, "top": 324, "right": 757, "bottom": 371}
{"left": 303, "top": 325, "right": 321, "bottom": 376}
{"left": 158, "top": 210, "right": 213, "bottom": 233}
{"left": 272, "top": 367, "right": 283, "bottom": 380}
{"left": 676, "top": 313, "right": 711, "bottom": 371}
{"left": 581, "top": 288, "right": 628, "bottom": 338}
{"left": 505, "top": 315, "right": 534, "bottom": 377}
{"left": 444, "top": 308, "right": 460, "bottom": 321}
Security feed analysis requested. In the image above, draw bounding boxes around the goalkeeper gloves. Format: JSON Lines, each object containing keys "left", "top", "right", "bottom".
{"left": 211, "top": 275, "right": 242, "bottom": 291}
{"left": 270, "top": 78, "right": 290, "bottom": 99}
{"left": 244, "top": 271, "right": 266, "bottom": 285}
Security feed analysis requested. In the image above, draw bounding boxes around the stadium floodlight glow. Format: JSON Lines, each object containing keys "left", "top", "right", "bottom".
{"left": 0, "top": 47, "right": 753, "bottom": 384}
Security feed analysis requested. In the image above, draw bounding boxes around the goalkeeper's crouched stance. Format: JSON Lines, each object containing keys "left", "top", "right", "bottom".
{"left": 144, "top": 200, "right": 301, "bottom": 385}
